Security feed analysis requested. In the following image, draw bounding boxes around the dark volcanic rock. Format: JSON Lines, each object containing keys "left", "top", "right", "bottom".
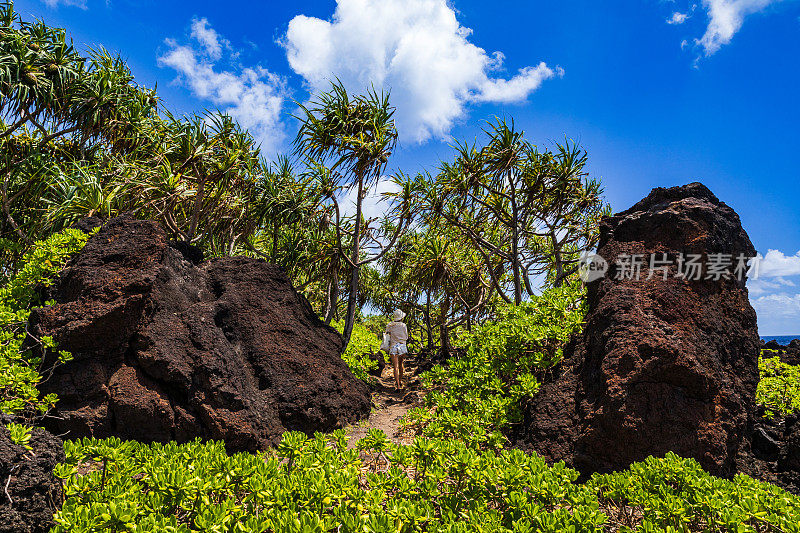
{"left": 367, "top": 351, "right": 386, "bottom": 377}
{"left": 69, "top": 215, "right": 104, "bottom": 234}
{"left": 741, "top": 414, "right": 800, "bottom": 493}
{"left": 761, "top": 339, "right": 800, "bottom": 366}
{"left": 0, "top": 427, "right": 64, "bottom": 533}
{"left": 29, "top": 216, "right": 371, "bottom": 451}
{"left": 515, "top": 182, "right": 761, "bottom": 477}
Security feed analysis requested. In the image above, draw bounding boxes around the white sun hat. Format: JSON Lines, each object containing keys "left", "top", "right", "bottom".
{"left": 392, "top": 309, "right": 406, "bottom": 321}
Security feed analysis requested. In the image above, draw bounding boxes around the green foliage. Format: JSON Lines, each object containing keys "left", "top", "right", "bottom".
{"left": 0, "top": 228, "right": 88, "bottom": 424}
{"left": 332, "top": 319, "right": 382, "bottom": 382}
{"left": 5, "top": 421, "right": 32, "bottom": 450}
{"left": 54, "top": 435, "right": 800, "bottom": 533}
{"left": 757, "top": 352, "right": 800, "bottom": 419}
{"left": 407, "top": 282, "right": 585, "bottom": 448}
{"left": 592, "top": 452, "right": 800, "bottom": 532}
{"left": 54, "top": 432, "right": 607, "bottom": 533}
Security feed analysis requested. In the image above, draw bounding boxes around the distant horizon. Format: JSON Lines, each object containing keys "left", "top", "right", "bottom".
{"left": 761, "top": 334, "right": 800, "bottom": 341}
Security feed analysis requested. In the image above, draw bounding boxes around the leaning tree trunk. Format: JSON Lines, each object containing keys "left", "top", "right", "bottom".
{"left": 342, "top": 176, "right": 364, "bottom": 347}
{"left": 271, "top": 219, "right": 280, "bottom": 263}
{"left": 550, "top": 230, "right": 565, "bottom": 287}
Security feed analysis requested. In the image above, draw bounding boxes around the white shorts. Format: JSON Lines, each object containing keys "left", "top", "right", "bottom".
{"left": 389, "top": 343, "right": 408, "bottom": 356}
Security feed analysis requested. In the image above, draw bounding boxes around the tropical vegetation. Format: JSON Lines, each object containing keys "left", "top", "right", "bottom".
{"left": 2, "top": 5, "right": 800, "bottom": 532}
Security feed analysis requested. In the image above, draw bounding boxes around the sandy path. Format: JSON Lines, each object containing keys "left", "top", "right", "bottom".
{"left": 345, "top": 356, "right": 423, "bottom": 447}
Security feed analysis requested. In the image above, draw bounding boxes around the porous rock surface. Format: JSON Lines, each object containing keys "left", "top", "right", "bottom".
{"left": 763, "top": 339, "right": 800, "bottom": 366}
{"left": 29, "top": 216, "right": 371, "bottom": 451}
{"left": 0, "top": 427, "right": 64, "bottom": 533}
{"left": 514, "top": 182, "right": 761, "bottom": 477}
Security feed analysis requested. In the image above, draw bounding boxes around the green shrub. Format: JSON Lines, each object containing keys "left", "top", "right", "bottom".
{"left": 53, "top": 434, "right": 800, "bottom": 532}
{"left": 333, "top": 319, "right": 383, "bottom": 382}
{"left": 407, "top": 282, "right": 585, "bottom": 448}
{"left": 757, "top": 353, "right": 800, "bottom": 419}
{"left": 0, "top": 228, "right": 90, "bottom": 427}
{"left": 591, "top": 452, "right": 800, "bottom": 532}
{"left": 53, "top": 432, "right": 607, "bottom": 533}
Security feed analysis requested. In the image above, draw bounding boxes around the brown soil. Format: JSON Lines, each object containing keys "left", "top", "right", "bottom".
{"left": 346, "top": 355, "right": 425, "bottom": 447}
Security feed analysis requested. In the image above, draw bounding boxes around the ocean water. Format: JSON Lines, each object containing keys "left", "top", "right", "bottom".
{"left": 761, "top": 335, "right": 800, "bottom": 345}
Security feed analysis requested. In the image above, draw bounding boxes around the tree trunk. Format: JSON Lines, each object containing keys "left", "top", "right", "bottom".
{"left": 509, "top": 171, "right": 522, "bottom": 305}
{"left": 188, "top": 173, "right": 206, "bottom": 242}
{"left": 551, "top": 230, "right": 564, "bottom": 287}
{"left": 439, "top": 291, "right": 451, "bottom": 356}
{"left": 271, "top": 219, "right": 279, "bottom": 263}
{"left": 342, "top": 175, "right": 364, "bottom": 347}
{"left": 324, "top": 269, "right": 339, "bottom": 325}
{"left": 425, "top": 290, "right": 433, "bottom": 349}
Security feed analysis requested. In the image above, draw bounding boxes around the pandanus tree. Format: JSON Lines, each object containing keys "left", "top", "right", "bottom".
{"left": 294, "top": 82, "right": 412, "bottom": 347}
{"left": 379, "top": 221, "right": 490, "bottom": 353}
{"left": 0, "top": 3, "right": 157, "bottom": 247}
{"left": 130, "top": 112, "right": 263, "bottom": 254}
{"left": 418, "top": 119, "right": 608, "bottom": 304}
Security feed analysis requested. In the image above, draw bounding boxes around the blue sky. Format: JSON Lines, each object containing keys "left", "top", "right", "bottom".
{"left": 13, "top": 0, "right": 800, "bottom": 334}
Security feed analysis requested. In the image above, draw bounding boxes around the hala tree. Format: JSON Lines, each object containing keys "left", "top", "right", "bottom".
{"left": 294, "top": 82, "right": 412, "bottom": 347}
{"left": 380, "top": 222, "right": 490, "bottom": 354}
{"left": 418, "top": 119, "right": 608, "bottom": 304}
{"left": 130, "top": 112, "right": 264, "bottom": 254}
{"left": 0, "top": 2, "right": 156, "bottom": 247}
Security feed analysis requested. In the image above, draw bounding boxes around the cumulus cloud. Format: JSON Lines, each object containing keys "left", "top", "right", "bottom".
{"left": 755, "top": 249, "right": 800, "bottom": 278}
{"left": 752, "top": 292, "right": 800, "bottom": 316}
{"left": 283, "top": 0, "right": 561, "bottom": 143}
{"left": 751, "top": 292, "right": 800, "bottom": 334}
{"left": 696, "top": 0, "right": 784, "bottom": 55}
{"left": 158, "top": 19, "right": 286, "bottom": 154}
{"left": 340, "top": 178, "right": 402, "bottom": 223}
{"left": 748, "top": 276, "right": 795, "bottom": 296}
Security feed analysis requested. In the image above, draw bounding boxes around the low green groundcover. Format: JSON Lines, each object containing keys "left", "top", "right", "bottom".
{"left": 53, "top": 432, "right": 800, "bottom": 533}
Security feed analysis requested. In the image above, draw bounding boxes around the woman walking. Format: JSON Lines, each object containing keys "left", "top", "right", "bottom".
{"left": 384, "top": 309, "right": 409, "bottom": 390}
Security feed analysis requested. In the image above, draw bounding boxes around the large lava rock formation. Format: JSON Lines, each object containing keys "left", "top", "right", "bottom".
{"left": 0, "top": 426, "right": 64, "bottom": 533}
{"left": 514, "top": 182, "right": 761, "bottom": 477}
{"left": 29, "top": 216, "right": 371, "bottom": 451}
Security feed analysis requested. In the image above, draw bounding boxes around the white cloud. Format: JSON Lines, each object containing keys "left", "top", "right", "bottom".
{"left": 283, "top": 0, "right": 560, "bottom": 143}
{"left": 755, "top": 249, "right": 800, "bottom": 278}
{"left": 668, "top": 11, "right": 692, "bottom": 24}
{"left": 190, "top": 18, "right": 228, "bottom": 61}
{"left": 42, "top": 0, "right": 87, "bottom": 8}
{"left": 340, "top": 178, "right": 401, "bottom": 223}
{"left": 752, "top": 292, "right": 800, "bottom": 317}
{"left": 696, "top": 0, "right": 784, "bottom": 55}
{"left": 748, "top": 249, "right": 800, "bottom": 334}
{"left": 751, "top": 292, "right": 800, "bottom": 334}
{"left": 748, "top": 276, "right": 795, "bottom": 296}
{"left": 158, "top": 19, "right": 287, "bottom": 155}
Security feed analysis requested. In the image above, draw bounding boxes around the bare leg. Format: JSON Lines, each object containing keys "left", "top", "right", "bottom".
{"left": 391, "top": 353, "right": 400, "bottom": 388}
{"left": 398, "top": 355, "right": 405, "bottom": 388}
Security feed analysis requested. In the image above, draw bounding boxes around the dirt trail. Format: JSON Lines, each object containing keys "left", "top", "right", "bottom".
{"left": 345, "top": 356, "right": 424, "bottom": 447}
